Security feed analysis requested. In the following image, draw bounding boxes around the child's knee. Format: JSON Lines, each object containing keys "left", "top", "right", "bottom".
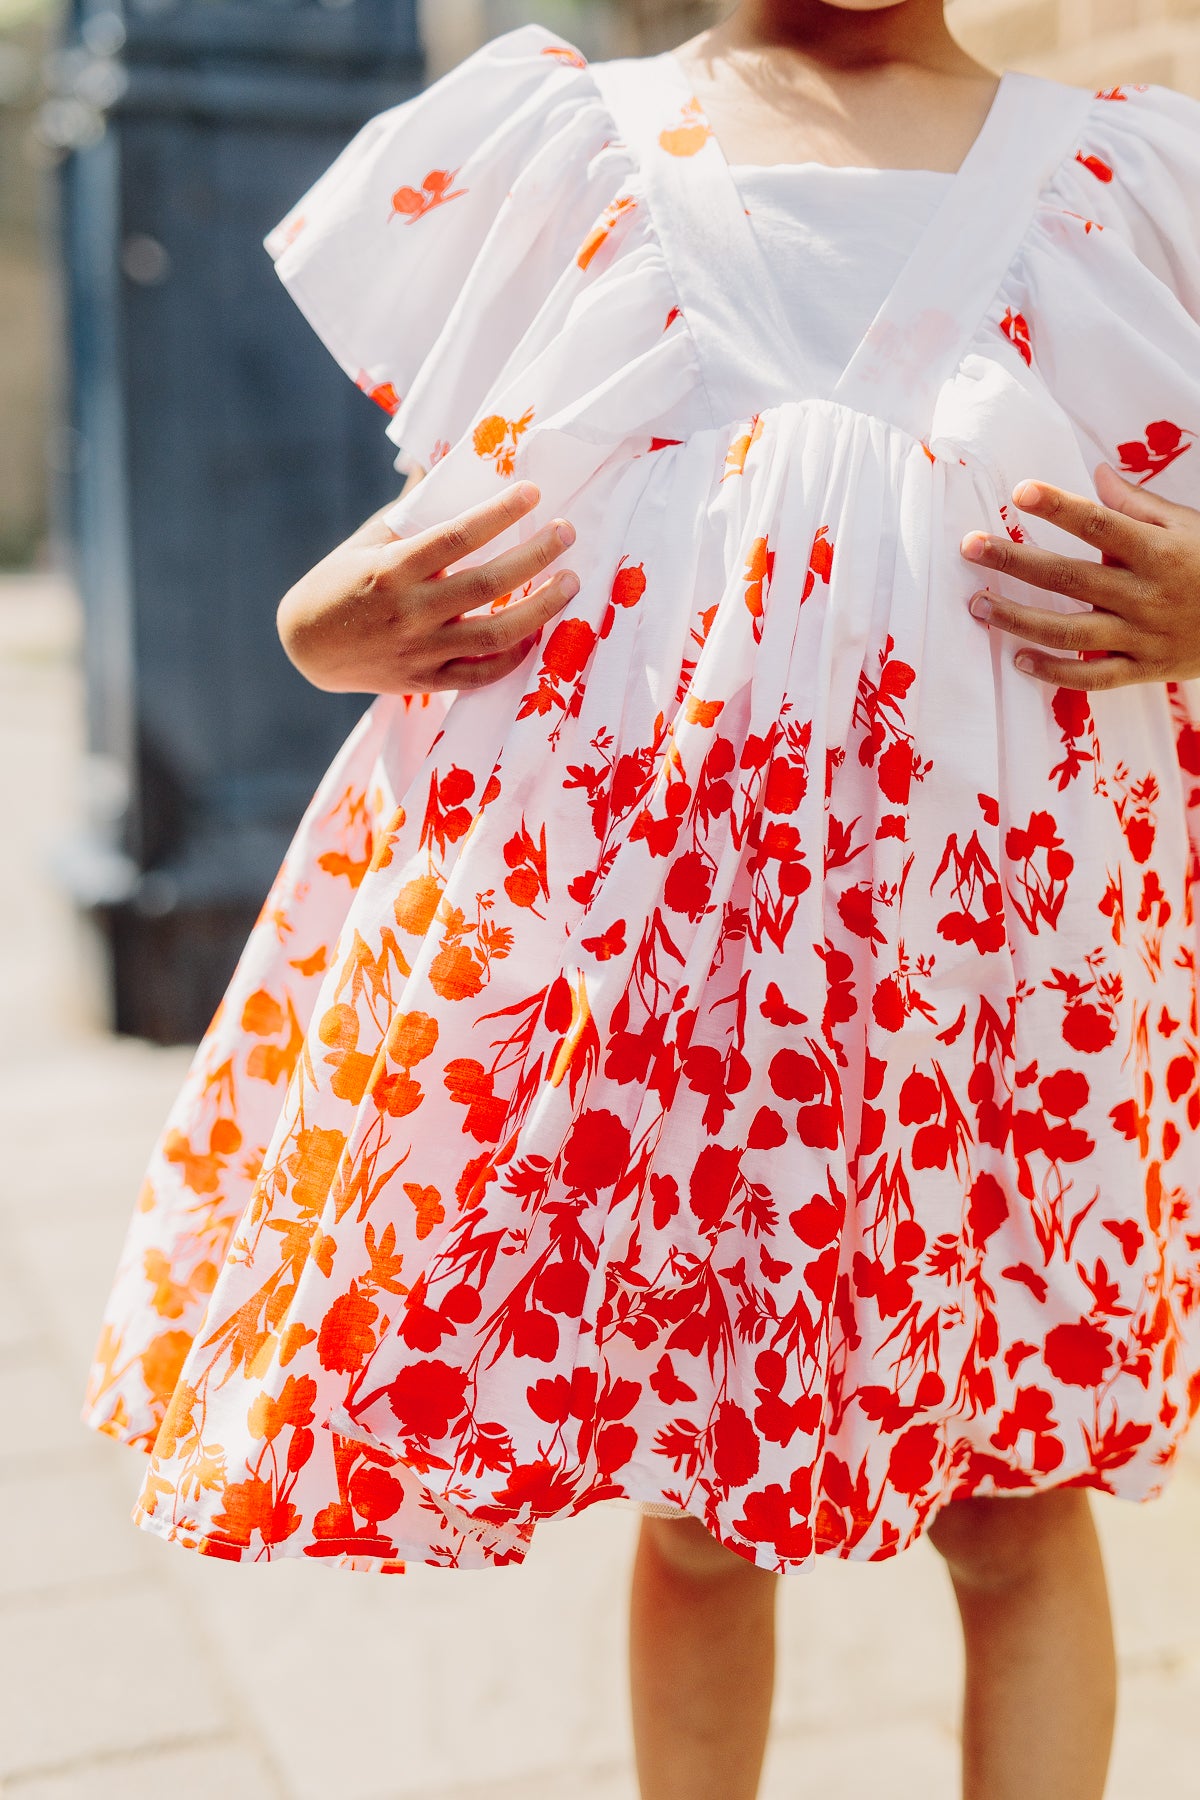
{"left": 926, "top": 1488, "right": 1093, "bottom": 1593}
{"left": 640, "top": 1513, "right": 767, "bottom": 1585}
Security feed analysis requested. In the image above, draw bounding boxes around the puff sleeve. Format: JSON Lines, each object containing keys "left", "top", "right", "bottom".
{"left": 265, "top": 23, "right": 702, "bottom": 544}
{"left": 977, "top": 81, "right": 1200, "bottom": 519}
{"left": 1073, "top": 82, "right": 1200, "bottom": 320}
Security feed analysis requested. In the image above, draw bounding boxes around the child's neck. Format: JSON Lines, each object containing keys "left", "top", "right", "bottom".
{"left": 673, "top": 5, "right": 1001, "bottom": 177}
{"left": 713, "top": 0, "right": 970, "bottom": 74}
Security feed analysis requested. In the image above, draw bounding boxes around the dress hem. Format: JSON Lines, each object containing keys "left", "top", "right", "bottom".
{"left": 97, "top": 1416, "right": 1179, "bottom": 1579}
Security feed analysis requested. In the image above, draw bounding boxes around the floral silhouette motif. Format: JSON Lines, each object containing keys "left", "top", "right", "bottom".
{"left": 659, "top": 97, "right": 712, "bottom": 157}
{"left": 355, "top": 371, "right": 400, "bottom": 415}
{"left": 390, "top": 169, "right": 467, "bottom": 223}
{"left": 999, "top": 307, "right": 1032, "bottom": 365}
{"left": 473, "top": 408, "right": 535, "bottom": 477}
{"left": 577, "top": 195, "right": 637, "bottom": 272}
{"left": 803, "top": 526, "right": 834, "bottom": 603}
{"left": 541, "top": 43, "right": 587, "bottom": 68}
{"left": 1116, "top": 419, "right": 1194, "bottom": 484}
{"left": 723, "top": 415, "right": 763, "bottom": 480}
{"left": 743, "top": 537, "right": 774, "bottom": 643}
{"left": 84, "top": 27, "right": 1200, "bottom": 1581}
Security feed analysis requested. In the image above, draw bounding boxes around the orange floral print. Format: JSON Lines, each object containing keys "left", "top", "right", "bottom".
{"left": 659, "top": 97, "right": 712, "bottom": 158}
{"left": 723, "top": 415, "right": 764, "bottom": 481}
{"left": 802, "top": 526, "right": 834, "bottom": 603}
{"left": 542, "top": 44, "right": 587, "bottom": 69}
{"left": 743, "top": 536, "right": 774, "bottom": 643}
{"left": 84, "top": 24, "right": 1200, "bottom": 1583}
{"left": 355, "top": 372, "right": 401, "bottom": 414}
{"left": 516, "top": 614, "right": 598, "bottom": 745}
{"left": 276, "top": 212, "right": 306, "bottom": 249}
{"left": 502, "top": 818, "right": 550, "bottom": 913}
{"left": 547, "top": 969, "right": 594, "bottom": 1088}
{"left": 577, "top": 195, "right": 637, "bottom": 271}
{"left": 390, "top": 169, "right": 467, "bottom": 222}
{"left": 473, "top": 408, "right": 534, "bottom": 477}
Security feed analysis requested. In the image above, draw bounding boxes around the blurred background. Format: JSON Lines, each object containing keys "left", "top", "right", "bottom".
{"left": 2, "top": 3, "right": 1200, "bottom": 1798}
{"left": 8, "top": 0, "right": 724, "bottom": 1050}
{"left": 3, "top": 0, "right": 1200, "bottom": 1045}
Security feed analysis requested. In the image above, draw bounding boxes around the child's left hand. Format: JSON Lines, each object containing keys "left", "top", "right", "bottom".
{"left": 961, "top": 460, "right": 1200, "bottom": 689}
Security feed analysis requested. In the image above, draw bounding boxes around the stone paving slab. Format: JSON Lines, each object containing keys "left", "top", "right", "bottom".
{"left": 161, "top": 1507, "right": 638, "bottom": 1800}
{"left": 0, "top": 1358, "right": 103, "bottom": 1468}
{"left": 0, "top": 1259, "right": 37, "bottom": 1358}
{"left": 0, "top": 1584, "right": 230, "bottom": 1780}
{"left": 0, "top": 1466, "right": 156, "bottom": 1602}
{"left": 2, "top": 1739, "right": 283, "bottom": 1800}
{"left": 2, "top": 570, "right": 1199, "bottom": 1798}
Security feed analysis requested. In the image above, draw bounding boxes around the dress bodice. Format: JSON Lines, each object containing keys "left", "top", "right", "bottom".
{"left": 729, "top": 164, "right": 954, "bottom": 392}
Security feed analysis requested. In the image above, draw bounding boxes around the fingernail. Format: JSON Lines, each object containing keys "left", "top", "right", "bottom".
{"left": 559, "top": 572, "right": 580, "bottom": 600}
{"left": 555, "top": 521, "right": 576, "bottom": 548}
{"left": 969, "top": 593, "right": 993, "bottom": 620}
{"left": 961, "top": 533, "right": 989, "bottom": 561}
{"left": 1012, "top": 481, "right": 1040, "bottom": 506}
{"left": 512, "top": 482, "right": 539, "bottom": 507}
{"left": 1015, "top": 653, "right": 1035, "bottom": 673}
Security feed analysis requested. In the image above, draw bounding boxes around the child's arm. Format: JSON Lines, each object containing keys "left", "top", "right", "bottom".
{"left": 961, "top": 463, "right": 1200, "bottom": 690}
{"left": 276, "top": 480, "right": 578, "bottom": 696}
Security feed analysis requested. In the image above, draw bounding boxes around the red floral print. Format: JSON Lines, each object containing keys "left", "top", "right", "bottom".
{"left": 999, "top": 307, "right": 1032, "bottom": 365}
{"left": 85, "top": 25, "right": 1200, "bottom": 1581}
{"left": 1116, "top": 419, "right": 1194, "bottom": 484}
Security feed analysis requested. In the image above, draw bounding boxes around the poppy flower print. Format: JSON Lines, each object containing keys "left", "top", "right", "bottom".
{"left": 659, "top": 97, "right": 712, "bottom": 158}
{"left": 390, "top": 169, "right": 467, "bottom": 222}
{"left": 1075, "top": 150, "right": 1114, "bottom": 181}
{"left": 473, "top": 408, "right": 534, "bottom": 477}
{"left": 577, "top": 195, "right": 638, "bottom": 272}
{"left": 1116, "top": 420, "right": 1194, "bottom": 484}
{"left": 88, "top": 26, "right": 1200, "bottom": 1576}
{"left": 999, "top": 306, "right": 1033, "bottom": 365}
{"left": 356, "top": 372, "right": 400, "bottom": 415}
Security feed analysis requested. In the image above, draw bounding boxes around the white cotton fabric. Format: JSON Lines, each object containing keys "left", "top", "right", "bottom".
{"left": 730, "top": 164, "right": 953, "bottom": 389}
{"left": 83, "top": 25, "right": 1200, "bottom": 1576}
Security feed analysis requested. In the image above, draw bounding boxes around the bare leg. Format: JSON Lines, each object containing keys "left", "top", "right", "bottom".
{"left": 928, "top": 1488, "right": 1117, "bottom": 1800}
{"left": 628, "top": 1514, "right": 778, "bottom": 1800}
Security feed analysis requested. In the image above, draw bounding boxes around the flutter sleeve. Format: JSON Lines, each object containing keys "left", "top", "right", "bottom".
{"left": 1004, "top": 81, "right": 1200, "bottom": 514}
{"left": 264, "top": 22, "right": 699, "bottom": 532}
{"left": 1071, "top": 82, "right": 1200, "bottom": 320}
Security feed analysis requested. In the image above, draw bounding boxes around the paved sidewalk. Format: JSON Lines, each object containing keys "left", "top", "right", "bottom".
{"left": 0, "top": 572, "right": 1197, "bottom": 1799}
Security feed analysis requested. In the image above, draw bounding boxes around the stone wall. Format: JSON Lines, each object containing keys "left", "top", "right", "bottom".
{"left": 951, "top": 0, "right": 1200, "bottom": 91}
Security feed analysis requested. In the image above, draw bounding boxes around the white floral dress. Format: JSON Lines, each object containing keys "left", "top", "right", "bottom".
{"left": 85, "top": 25, "right": 1200, "bottom": 1574}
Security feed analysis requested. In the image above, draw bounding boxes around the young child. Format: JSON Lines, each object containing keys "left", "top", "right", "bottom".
{"left": 85, "top": 2, "right": 1200, "bottom": 1795}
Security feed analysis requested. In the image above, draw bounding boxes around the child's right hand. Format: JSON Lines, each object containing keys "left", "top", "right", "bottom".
{"left": 277, "top": 480, "right": 578, "bottom": 695}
